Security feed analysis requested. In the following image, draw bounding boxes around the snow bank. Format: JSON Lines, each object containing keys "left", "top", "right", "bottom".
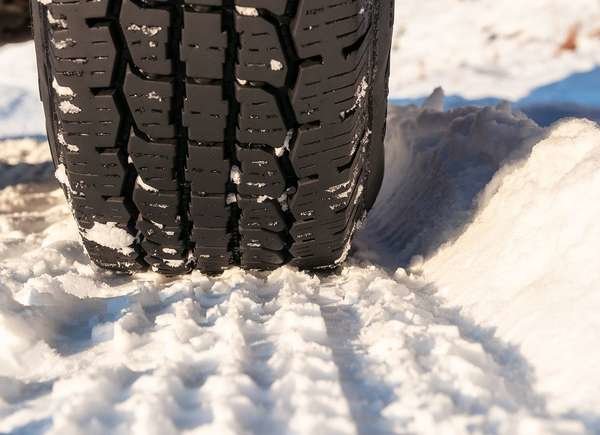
{"left": 423, "top": 118, "right": 600, "bottom": 421}
{"left": 356, "top": 90, "right": 545, "bottom": 267}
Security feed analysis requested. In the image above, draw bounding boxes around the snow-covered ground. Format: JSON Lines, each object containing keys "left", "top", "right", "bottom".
{"left": 2, "top": 1, "right": 600, "bottom": 433}
{"left": 390, "top": 0, "right": 600, "bottom": 102}
{"left": 2, "top": 100, "right": 599, "bottom": 434}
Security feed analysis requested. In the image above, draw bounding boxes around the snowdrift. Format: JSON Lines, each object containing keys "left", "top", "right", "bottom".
{"left": 423, "top": 118, "right": 600, "bottom": 421}
{"left": 1, "top": 99, "right": 599, "bottom": 433}
{"left": 360, "top": 96, "right": 600, "bottom": 428}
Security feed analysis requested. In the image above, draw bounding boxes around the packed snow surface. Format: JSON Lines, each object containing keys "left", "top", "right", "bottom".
{"left": 1, "top": 100, "right": 599, "bottom": 433}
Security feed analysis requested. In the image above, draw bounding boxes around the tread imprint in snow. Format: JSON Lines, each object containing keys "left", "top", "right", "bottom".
{"left": 36, "top": 0, "right": 387, "bottom": 273}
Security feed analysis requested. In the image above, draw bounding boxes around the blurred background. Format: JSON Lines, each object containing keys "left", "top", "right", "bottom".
{"left": 1, "top": 0, "right": 600, "bottom": 139}
{"left": 0, "top": 0, "right": 30, "bottom": 45}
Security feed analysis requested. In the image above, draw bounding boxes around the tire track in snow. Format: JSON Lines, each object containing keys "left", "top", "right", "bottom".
{"left": 316, "top": 263, "right": 585, "bottom": 434}
{"left": 317, "top": 280, "right": 395, "bottom": 435}
{"left": 264, "top": 268, "right": 357, "bottom": 435}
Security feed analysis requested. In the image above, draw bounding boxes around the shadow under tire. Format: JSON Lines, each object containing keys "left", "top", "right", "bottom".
{"left": 30, "top": 0, "right": 394, "bottom": 274}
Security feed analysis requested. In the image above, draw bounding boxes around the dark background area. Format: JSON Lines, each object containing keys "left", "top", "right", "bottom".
{"left": 0, "top": 0, "right": 31, "bottom": 45}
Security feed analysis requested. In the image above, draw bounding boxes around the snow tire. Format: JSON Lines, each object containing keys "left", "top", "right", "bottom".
{"left": 30, "top": 0, "right": 394, "bottom": 274}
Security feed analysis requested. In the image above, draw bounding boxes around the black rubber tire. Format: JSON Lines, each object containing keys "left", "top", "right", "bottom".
{"left": 30, "top": 0, "right": 394, "bottom": 274}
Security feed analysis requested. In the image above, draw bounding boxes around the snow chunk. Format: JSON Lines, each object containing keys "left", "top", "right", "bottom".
{"left": 127, "top": 24, "right": 162, "bottom": 36}
{"left": 59, "top": 101, "right": 81, "bottom": 114}
{"left": 147, "top": 91, "right": 162, "bottom": 101}
{"left": 230, "top": 165, "right": 241, "bottom": 185}
{"left": 270, "top": 59, "right": 283, "bottom": 71}
{"left": 164, "top": 259, "right": 184, "bottom": 268}
{"left": 275, "top": 129, "right": 294, "bottom": 157}
{"left": 256, "top": 195, "right": 270, "bottom": 203}
{"left": 51, "top": 38, "right": 75, "bottom": 50}
{"left": 52, "top": 78, "right": 74, "bottom": 98}
{"left": 136, "top": 176, "right": 158, "bottom": 193}
{"left": 235, "top": 6, "right": 259, "bottom": 16}
{"left": 83, "top": 222, "right": 135, "bottom": 255}
{"left": 47, "top": 10, "right": 67, "bottom": 28}
{"left": 54, "top": 163, "right": 70, "bottom": 188}
{"left": 57, "top": 132, "right": 79, "bottom": 152}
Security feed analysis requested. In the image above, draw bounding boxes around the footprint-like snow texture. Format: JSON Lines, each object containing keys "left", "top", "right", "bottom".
{"left": 1, "top": 98, "right": 599, "bottom": 434}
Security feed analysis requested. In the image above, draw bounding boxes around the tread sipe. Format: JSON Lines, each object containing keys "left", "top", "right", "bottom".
{"left": 31, "top": 0, "right": 394, "bottom": 274}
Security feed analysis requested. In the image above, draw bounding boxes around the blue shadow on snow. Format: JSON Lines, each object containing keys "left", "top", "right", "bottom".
{"left": 390, "top": 66, "right": 600, "bottom": 127}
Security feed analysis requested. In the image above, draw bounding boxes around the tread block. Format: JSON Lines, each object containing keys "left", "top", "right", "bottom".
{"left": 238, "top": 197, "right": 286, "bottom": 232}
{"left": 193, "top": 247, "right": 232, "bottom": 273}
{"left": 83, "top": 239, "right": 143, "bottom": 272}
{"left": 184, "top": 82, "right": 228, "bottom": 142}
{"left": 190, "top": 195, "right": 230, "bottom": 228}
{"left": 124, "top": 69, "right": 175, "bottom": 140}
{"left": 47, "top": 1, "right": 116, "bottom": 90}
{"left": 137, "top": 218, "right": 184, "bottom": 245}
{"left": 191, "top": 227, "right": 232, "bottom": 247}
{"left": 133, "top": 187, "right": 180, "bottom": 226}
{"left": 292, "top": 0, "right": 369, "bottom": 60}
{"left": 182, "top": 11, "right": 226, "bottom": 80}
{"left": 289, "top": 115, "right": 367, "bottom": 179}
{"left": 121, "top": 0, "right": 172, "bottom": 76}
{"left": 240, "top": 247, "right": 286, "bottom": 268}
{"left": 236, "top": 14, "right": 287, "bottom": 87}
{"left": 237, "top": 85, "right": 287, "bottom": 147}
{"left": 56, "top": 90, "right": 121, "bottom": 150}
{"left": 237, "top": 146, "right": 286, "bottom": 198}
{"left": 128, "top": 133, "right": 179, "bottom": 191}
{"left": 71, "top": 195, "right": 135, "bottom": 224}
{"left": 240, "top": 228, "right": 286, "bottom": 251}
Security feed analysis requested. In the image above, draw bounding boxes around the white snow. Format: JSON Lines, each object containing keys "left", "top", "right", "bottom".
{"left": 147, "top": 91, "right": 162, "bottom": 101}
{"left": 136, "top": 176, "right": 158, "bottom": 193}
{"left": 235, "top": 6, "right": 259, "bottom": 17}
{"left": 53, "top": 163, "right": 69, "bottom": 188}
{"left": 46, "top": 11, "right": 66, "bottom": 29}
{"left": 50, "top": 38, "right": 74, "bottom": 50}
{"left": 57, "top": 132, "right": 78, "bottom": 152}
{"left": 0, "top": 42, "right": 45, "bottom": 138}
{"left": 126, "top": 24, "right": 162, "bottom": 37}
{"left": 270, "top": 59, "right": 283, "bottom": 71}
{"left": 51, "top": 79, "right": 74, "bottom": 98}
{"left": 82, "top": 222, "right": 136, "bottom": 255}
{"left": 423, "top": 118, "right": 600, "bottom": 418}
{"left": 58, "top": 101, "right": 81, "bottom": 115}
{"left": 1, "top": 2, "right": 600, "bottom": 433}
{"left": 230, "top": 165, "right": 242, "bottom": 185}
{"left": 390, "top": 0, "right": 600, "bottom": 100}
{"left": 0, "top": 154, "right": 594, "bottom": 432}
{"left": 275, "top": 129, "right": 294, "bottom": 157}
